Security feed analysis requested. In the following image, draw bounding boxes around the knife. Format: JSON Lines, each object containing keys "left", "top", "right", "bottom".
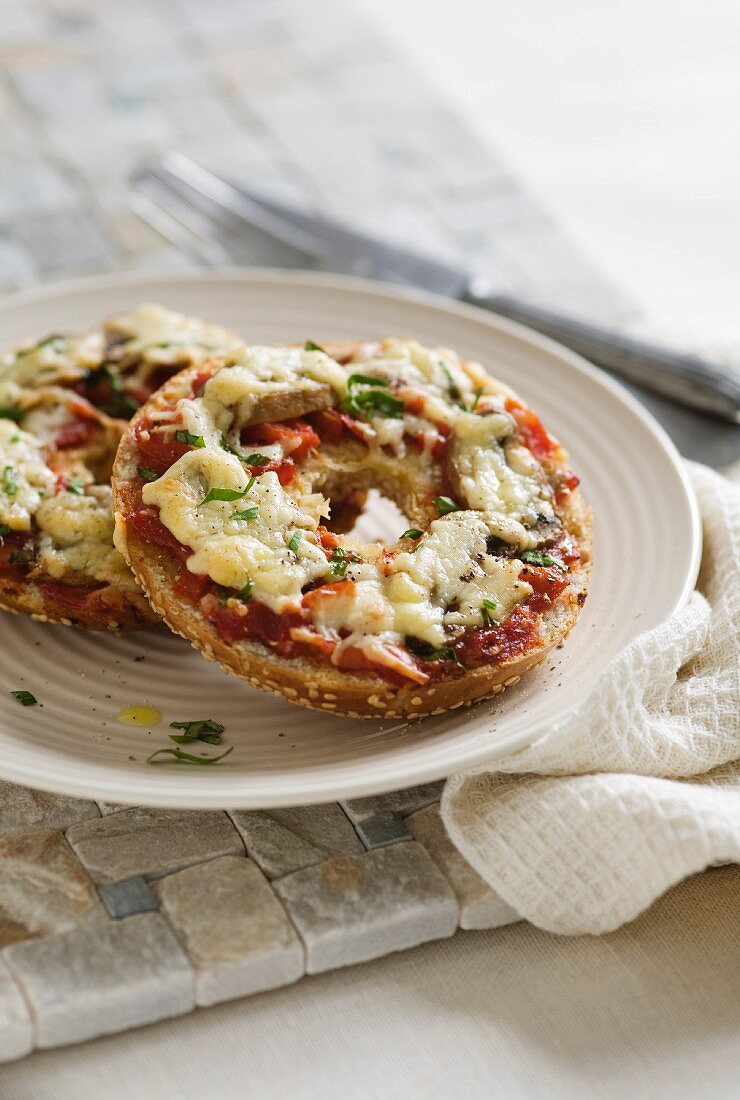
{"left": 133, "top": 153, "right": 740, "bottom": 424}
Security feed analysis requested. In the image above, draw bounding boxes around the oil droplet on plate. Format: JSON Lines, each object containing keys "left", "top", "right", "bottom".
{"left": 116, "top": 705, "right": 162, "bottom": 728}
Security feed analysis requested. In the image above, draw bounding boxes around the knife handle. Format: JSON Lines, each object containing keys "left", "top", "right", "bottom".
{"left": 463, "top": 285, "right": 740, "bottom": 424}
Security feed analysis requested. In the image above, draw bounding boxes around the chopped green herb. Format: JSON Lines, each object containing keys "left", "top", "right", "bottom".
{"left": 328, "top": 547, "right": 360, "bottom": 577}
{"left": 147, "top": 746, "right": 234, "bottom": 766}
{"left": 36, "top": 334, "right": 65, "bottom": 350}
{"left": 169, "top": 718, "right": 225, "bottom": 746}
{"left": 439, "top": 362, "right": 461, "bottom": 401}
{"left": 399, "top": 528, "right": 423, "bottom": 540}
{"left": 0, "top": 524, "right": 11, "bottom": 538}
{"left": 137, "top": 466, "right": 158, "bottom": 482}
{"left": 347, "top": 373, "right": 390, "bottom": 390}
{"left": 342, "top": 374, "right": 404, "bottom": 421}
{"left": 2, "top": 466, "right": 17, "bottom": 497}
{"left": 11, "top": 435, "right": 19, "bottom": 443}
{"left": 406, "top": 637, "right": 465, "bottom": 669}
{"left": 287, "top": 531, "right": 302, "bottom": 552}
{"left": 84, "top": 363, "right": 138, "bottom": 418}
{"left": 65, "top": 476, "right": 85, "bottom": 495}
{"left": 10, "top": 690, "right": 37, "bottom": 707}
{"left": 470, "top": 387, "right": 483, "bottom": 412}
{"left": 175, "top": 430, "right": 205, "bottom": 448}
{"left": 9, "top": 547, "right": 32, "bottom": 565}
{"left": 304, "top": 340, "right": 327, "bottom": 353}
{"left": 521, "top": 550, "right": 567, "bottom": 571}
{"left": 344, "top": 388, "right": 404, "bottom": 420}
{"left": 0, "top": 407, "right": 23, "bottom": 423}
{"left": 200, "top": 485, "right": 249, "bottom": 505}
{"left": 232, "top": 506, "right": 259, "bottom": 521}
{"left": 434, "top": 495, "right": 460, "bottom": 515}
{"left": 238, "top": 580, "right": 253, "bottom": 601}
{"left": 480, "top": 598, "right": 498, "bottom": 627}
{"left": 243, "top": 453, "right": 269, "bottom": 467}
{"left": 220, "top": 434, "right": 240, "bottom": 455}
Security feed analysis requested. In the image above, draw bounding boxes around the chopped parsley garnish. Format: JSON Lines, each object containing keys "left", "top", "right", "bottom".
{"left": 343, "top": 374, "right": 404, "bottom": 420}
{"left": 243, "top": 453, "right": 270, "bottom": 467}
{"left": 137, "top": 466, "right": 158, "bottom": 482}
{"left": 347, "top": 373, "right": 390, "bottom": 390}
{"left": 147, "top": 746, "right": 234, "bottom": 766}
{"left": 232, "top": 506, "right": 259, "bottom": 521}
{"left": 399, "top": 528, "right": 423, "bottom": 540}
{"left": 175, "top": 430, "right": 205, "bottom": 448}
{"left": 304, "top": 340, "right": 327, "bottom": 353}
{"left": 0, "top": 407, "right": 23, "bottom": 423}
{"left": 10, "top": 690, "right": 37, "bottom": 706}
{"left": 169, "top": 718, "right": 225, "bottom": 746}
{"left": 470, "top": 387, "right": 483, "bottom": 412}
{"left": 2, "top": 465, "right": 18, "bottom": 497}
{"left": 220, "top": 434, "right": 240, "bottom": 455}
{"left": 200, "top": 484, "right": 250, "bottom": 505}
{"left": 287, "top": 530, "right": 302, "bottom": 552}
{"left": 439, "top": 362, "right": 461, "bottom": 402}
{"left": 328, "top": 547, "right": 360, "bottom": 577}
{"left": 36, "top": 334, "right": 65, "bottom": 350}
{"left": 434, "top": 496, "right": 460, "bottom": 515}
{"left": 521, "top": 550, "right": 567, "bottom": 571}
{"left": 0, "top": 524, "right": 11, "bottom": 538}
{"left": 238, "top": 580, "right": 253, "bottom": 601}
{"left": 480, "top": 598, "right": 498, "bottom": 627}
{"left": 406, "top": 637, "right": 465, "bottom": 670}
{"left": 85, "top": 363, "right": 138, "bottom": 418}
{"left": 65, "top": 476, "right": 85, "bottom": 495}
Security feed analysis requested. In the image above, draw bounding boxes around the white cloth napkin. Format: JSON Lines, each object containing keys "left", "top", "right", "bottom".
{"left": 441, "top": 461, "right": 740, "bottom": 934}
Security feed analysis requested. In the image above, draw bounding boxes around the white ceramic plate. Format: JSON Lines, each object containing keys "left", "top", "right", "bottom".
{"left": 0, "top": 271, "right": 700, "bottom": 808}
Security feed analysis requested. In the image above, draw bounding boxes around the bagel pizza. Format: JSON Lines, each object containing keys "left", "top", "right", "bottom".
{"left": 0, "top": 304, "right": 238, "bottom": 631}
{"left": 113, "top": 338, "right": 591, "bottom": 717}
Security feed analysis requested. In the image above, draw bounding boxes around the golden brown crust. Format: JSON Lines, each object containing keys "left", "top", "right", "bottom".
{"left": 112, "top": 342, "right": 592, "bottom": 717}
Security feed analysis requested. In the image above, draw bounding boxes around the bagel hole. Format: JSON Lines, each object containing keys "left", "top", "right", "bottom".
{"left": 335, "top": 488, "right": 409, "bottom": 546}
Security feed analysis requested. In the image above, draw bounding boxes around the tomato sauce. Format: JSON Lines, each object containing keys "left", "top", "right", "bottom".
{"left": 39, "top": 581, "right": 105, "bottom": 613}
{"left": 505, "top": 398, "right": 558, "bottom": 460}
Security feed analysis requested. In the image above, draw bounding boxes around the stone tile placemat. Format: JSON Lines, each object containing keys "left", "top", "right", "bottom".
{"left": 0, "top": 0, "right": 629, "bottom": 1064}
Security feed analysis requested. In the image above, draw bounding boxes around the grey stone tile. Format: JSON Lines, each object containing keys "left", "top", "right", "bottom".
{"left": 66, "top": 808, "right": 243, "bottom": 884}
{"left": 95, "top": 801, "right": 133, "bottom": 816}
{"left": 8, "top": 63, "right": 105, "bottom": 118}
{"left": 45, "top": 104, "right": 172, "bottom": 178}
{"left": 407, "top": 804, "right": 519, "bottom": 931}
{"left": 13, "top": 208, "right": 115, "bottom": 274}
{"left": 154, "top": 856, "right": 304, "bottom": 1006}
{"left": 341, "top": 782, "right": 444, "bottom": 824}
{"left": 0, "top": 957, "right": 32, "bottom": 1063}
{"left": 0, "top": 829, "right": 101, "bottom": 948}
{"left": 274, "top": 843, "right": 458, "bottom": 974}
{"left": 98, "top": 877, "right": 159, "bottom": 920}
{"left": 355, "top": 812, "right": 413, "bottom": 851}
{"left": 229, "top": 803, "right": 362, "bottom": 879}
{"left": 0, "top": 782, "right": 99, "bottom": 834}
{"left": 4, "top": 912, "right": 194, "bottom": 1048}
{"left": 0, "top": 160, "right": 78, "bottom": 221}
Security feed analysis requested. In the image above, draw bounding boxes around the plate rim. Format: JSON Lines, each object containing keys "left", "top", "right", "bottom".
{"left": 0, "top": 269, "right": 702, "bottom": 807}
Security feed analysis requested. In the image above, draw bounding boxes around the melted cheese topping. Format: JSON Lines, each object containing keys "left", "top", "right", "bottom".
{"left": 103, "top": 304, "right": 238, "bottom": 371}
{"left": 35, "top": 487, "right": 136, "bottom": 589}
{"left": 0, "top": 422, "right": 55, "bottom": 531}
{"left": 140, "top": 339, "right": 565, "bottom": 649}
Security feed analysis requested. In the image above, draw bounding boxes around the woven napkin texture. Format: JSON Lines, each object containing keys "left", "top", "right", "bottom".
{"left": 441, "top": 462, "right": 740, "bottom": 934}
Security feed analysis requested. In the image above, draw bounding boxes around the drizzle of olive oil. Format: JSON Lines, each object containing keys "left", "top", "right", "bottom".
{"left": 116, "top": 705, "right": 162, "bottom": 728}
